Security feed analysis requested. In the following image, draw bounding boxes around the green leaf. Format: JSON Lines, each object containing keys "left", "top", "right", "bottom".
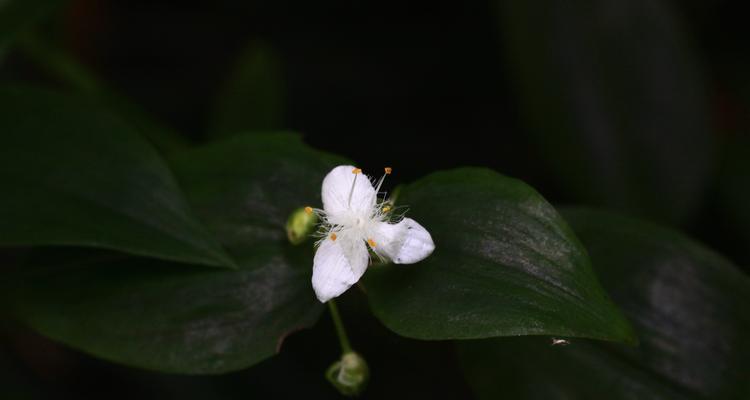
{"left": 458, "top": 208, "right": 750, "bottom": 399}
{"left": 501, "top": 0, "right": 715, "bottom": 224}
{"left": 168, "top": 132, "right": 348, "bottom": 249}
{"left": 0, "top": 0, "right": 64, "bottom": 49}
{"left": 10, "top": 246, "right": 321, "bottom": 374}
{"left": 208, "top": 40, "right": 285, "bottom": 137}
{"left": 0, "top": 84, "right": 233, "bottom": 268}
{"left": 363, "top": 168, "right": 635, "bottom": 343}
{"left": 7, "top": 133, "right": 348, "bottom": 373}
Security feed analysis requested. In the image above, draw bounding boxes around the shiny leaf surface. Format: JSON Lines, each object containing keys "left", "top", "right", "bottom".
{"left": 0, "top": 85, "right": 233, "bottom": 267}
{"left": 459, "top": 208, "right": 750, "bottom": 399}
{"left": 364, "top": 169, "right": 634, "bottom": 343}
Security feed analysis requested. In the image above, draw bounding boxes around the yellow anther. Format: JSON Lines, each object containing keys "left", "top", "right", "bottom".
{"left": 384, "top": 167, "right": 392, "bottom": 175}
{"left": 352, "top": 168, "right": 362, "bottom": 174}
{"left": 330, "top": 233, "right": 337, "bottom": 241}
{"left": 367, "top": 238, "right": 377, "bottom": 248}
{"left": 382, "top": 206, "right": 391, "bottom": 213}
{"left": 304, "top": 206, "right": 313, "bottom": 215}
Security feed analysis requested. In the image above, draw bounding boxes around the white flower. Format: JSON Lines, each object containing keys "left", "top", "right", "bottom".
{"left": 307, "top": 165, "right": 435, "bottom": 302}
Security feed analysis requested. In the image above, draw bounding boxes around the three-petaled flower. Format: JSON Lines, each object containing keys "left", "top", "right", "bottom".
{"left": 307, "top": 165, "right": 435, "bottom": 302}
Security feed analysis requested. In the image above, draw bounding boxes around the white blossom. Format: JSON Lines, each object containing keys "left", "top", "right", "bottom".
{"left": 307, "top": 165, "right": 435, "bottom": 302}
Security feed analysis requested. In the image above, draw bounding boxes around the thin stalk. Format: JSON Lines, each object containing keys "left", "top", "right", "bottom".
{"left": 327, "top": 300, "right": 352, "bottom": 354}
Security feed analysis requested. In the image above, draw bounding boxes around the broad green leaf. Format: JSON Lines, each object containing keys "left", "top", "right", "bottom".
{"left": 459, "top": 209, "right": 750, "bottom": 399}
{"left": 0, "top": 0, "right": 63, "bottom": 49}
{"left": 364, "top": 168, "right": 635, "bottom": 343}
{"left": 169, "top": 132, "right": 348, "bottom": 248}
{"left": 208, "top": 40, "right": 285, "bottom": 137}
{"left": 6, "top": 133, "right": 348, "bottom": 373}
{"left": 10, "top": 246, "right": 321, "bottom": 374}
{"left": 501, "top": 0, "right": 715, "bottom": 224}
{"left": 0, "top": 85, "right": 233, "bottom": 268}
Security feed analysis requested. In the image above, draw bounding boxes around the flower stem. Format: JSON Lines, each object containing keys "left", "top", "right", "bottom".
{"left": 327, "top": 300, "right": 352, "bottom": 354}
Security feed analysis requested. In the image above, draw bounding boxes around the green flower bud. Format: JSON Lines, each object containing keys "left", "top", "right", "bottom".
{"left": 286, "top": 206, "right": 317, "bottom": 245}
{"left": 325, "top": 351, "right": 369, "bottom": 397}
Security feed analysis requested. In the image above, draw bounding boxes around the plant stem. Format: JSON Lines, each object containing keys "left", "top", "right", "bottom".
{"left": 327, "top": 300, "right": 352, "bottom": 354}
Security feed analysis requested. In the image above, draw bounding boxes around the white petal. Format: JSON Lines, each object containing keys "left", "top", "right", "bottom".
{"left": 371, "top": 218, "right": 435, "bottom": 264}
{"left": 312, "top": 236, "right": 369, "bottom": 302}
{"left": 321, "top": 165, "right": 376, "bottom": 215}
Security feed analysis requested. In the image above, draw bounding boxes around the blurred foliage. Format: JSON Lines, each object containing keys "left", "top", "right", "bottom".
{"left": 14, "top": 33, "right": 189, "bottom": 151}
{"left": 714, "top": 138, "right": 750, "bottom": 268}
{"left": 0, "top": 0, "right": 64, "bottom": 49}
{"left": 501, "top": 0, "right": 715, "bottom": 225}
{"left": 209, "top": 40, "right": 285, "bottom": 137}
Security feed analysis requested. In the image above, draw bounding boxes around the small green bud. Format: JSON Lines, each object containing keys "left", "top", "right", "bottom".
{"left": 325, "top": 352, "right": 369, "bottom": 397}
{"left": 286, "top": 206, "right": 317, "bottom": 245}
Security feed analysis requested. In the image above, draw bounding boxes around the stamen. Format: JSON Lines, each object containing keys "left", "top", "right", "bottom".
{"left": 373, "top": 167, "right": 390, "bottom": 200}
{"left": 369, "top": 167, "right": 393, "bottom": 211}
{"left": 382, "top": 206, "right": 391, "bottom": 213}
{"left": 367, "top": 238, "right": 377, "bottom": 248}
{"left": 347, "top": 168, "right": 361, "bottom": 207}
{"left": 330, "top": 233, "right": 337, "bottom": 241}
{"left": 304, "top": 206, "right": 313, "bottom": 215}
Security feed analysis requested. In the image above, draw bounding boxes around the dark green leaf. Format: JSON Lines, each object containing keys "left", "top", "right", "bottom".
{"left": 459, "top": 208, "right": 750, "bottom": 399}
{"left": 208, "top": 40, "right": 285, "bottom": 137}
{"left": 0, "top": 84, "right": 233, "bottom": 268}
{"left": 501, "top": 0, "right": 715, "bottom": 224}
{"left": 10, "top": 246, "right": 321, "bottom": 374}
{"left": 364, "top": 169, "right": 634, "bottom": 343}
{"left": 0, "top": 0, "right": 63, "bottom": 49}
{"left": 7, "top": 133, "right": 348, "bottom": 373}
{"left": 169, "top": 132, "right": 348, "bottom": 248}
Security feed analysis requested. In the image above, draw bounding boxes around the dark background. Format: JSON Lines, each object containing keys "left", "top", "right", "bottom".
{"left": 2, "top": 0, "right": 749, "bottom": 398}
